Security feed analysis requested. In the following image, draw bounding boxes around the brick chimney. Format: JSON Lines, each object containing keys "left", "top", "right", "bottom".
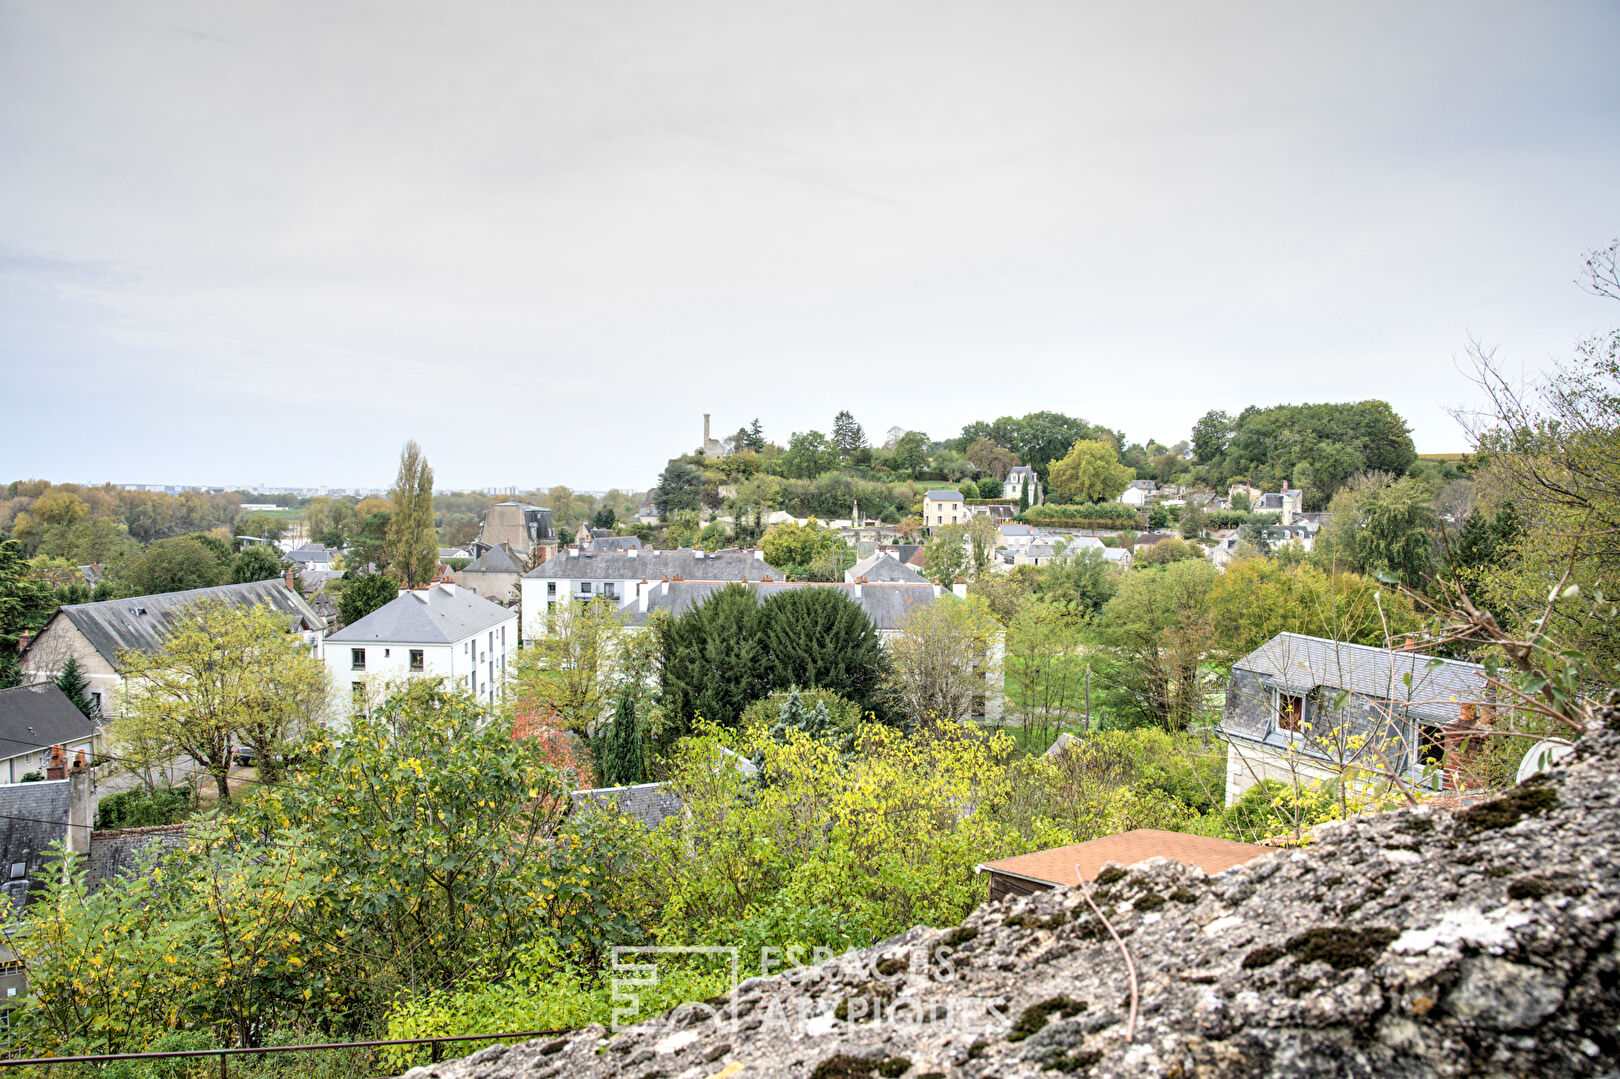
{"left": 46, "top": 744, "right": 65, "bottom": 781}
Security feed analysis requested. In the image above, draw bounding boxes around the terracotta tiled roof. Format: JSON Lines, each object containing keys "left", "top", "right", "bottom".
{"left": 976, "top": 829, "right": 1270, "bottom": 886}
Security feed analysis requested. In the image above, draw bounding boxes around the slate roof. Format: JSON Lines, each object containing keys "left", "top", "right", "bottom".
{"left": 523, "top": 549, "right": 781, "bottom": 582}
{"left": 463, "top": 545, "right": 524, "bottom": 574}
{"left": 1000, "top": 525, "right": 1035, "bottom": 538}
{"left": 924, "top": 490, "right": 965, "bottom": 501}
{"left": 326, "top": 584, "right": 515, "bottom": 645}
{"left": 569, "top": 783, "right": 685, "bottom": 830}
{"left": 1008, "top": 466, "right": 1037, "bottom": 476}
{"left": 42, "top": 580, "right": 326, "bottom": 668}
{"left": 621, "top": 580, "right": 947, "bottom": 631}
{"left": 0, "top": 684, "right": 93, "bottom": 758}
{"left": 588, "top": 536, "right": 643, "bottom": 552}
{"left": 1023, "top": 543, "right": 1058, "bottom": 559}
{"left": 1127, "top": 480, "right": 1157, "bottom": 491}
{"left": 1232, "top": 632, "right": 1489, "bottom": 724}
{"left": 283, "top": 544, "right": 335, "bottom": 565}
{"left": 856, "top": 556, "right": 928, "bottom": 584}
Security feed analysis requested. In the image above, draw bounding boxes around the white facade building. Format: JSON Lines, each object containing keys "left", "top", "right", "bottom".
{"left": 324, "top": 583, "right": 517, "bottom": 716}
{"left": 922, "top": 490, "right": 967, "bottom": 528}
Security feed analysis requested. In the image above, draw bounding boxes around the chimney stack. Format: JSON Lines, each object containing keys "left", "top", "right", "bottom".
{"left": 68, "top": 750, "right": 91, "bottom": 854}
{"left": 46, "top": 745, "right": 65, "bottom": 781}
{"left": 704, "top": 413, "right": 711, "bottom": 443}
{"left": 952, "top": 578, "right": 969, "bottom": 600}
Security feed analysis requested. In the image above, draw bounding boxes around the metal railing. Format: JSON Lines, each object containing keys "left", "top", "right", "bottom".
{"left": 0, "top": 1028, "right": 566, "bottom": 1077}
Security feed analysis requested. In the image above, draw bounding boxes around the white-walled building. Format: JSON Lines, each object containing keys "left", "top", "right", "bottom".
{"left": 1004, "top": 465, "right": 1042, "bottom": 505}
{"left": 519, "top": 547, "right": 780, "bottom": 638}
{"left": 325, "top": 583, "right": 517, "bottom": 715}
{"left": 1118, "top": 479, "right": 1157, "bottom": 507}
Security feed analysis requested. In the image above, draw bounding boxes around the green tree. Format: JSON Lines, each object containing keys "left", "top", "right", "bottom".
{"left": 761, "top": 520, "right": 837, "bottom": 575}
{"left": 53, "top": 656, "right": 97, "bottom": 719}
{"left": 1006, "top": 601, "right": 1089, "bottom": 745}
{"left": 658, "top": 583, "right": 765, "bottom": 743}
{"left": 781, "top": 431, "right": 838, "bottom": 479}
{"left": 921, "top": 524, "right": 971, "bottom": 586}
{"left": 1206, "top": 557, "right": 1420, "bottom": 668}
{"left": 892, "top": 430, "right": 930, "bottom": 475}
{"left": 1030, "top": 547, "right": 1117, "bottom": 616}
{"left": 965, "top": 436, "right": 1019, "bottom": 480}
{"left": 111, "top": 600, "right": 330, "bottom": 801}
{"left": 515, "top": 597, "right": 628, "bottom": 735}
{"left": 655, "top": 460, "right": 703, "bottom": 518}
{"left": 124, "top": 535, "right": 227, "bottom": 596}
{"left": 758, "top": 587, "right": 890, "bottom": 720}
{"left": 1191, "top": 409, "right": 1231, "bottom": 464}
{"left": 1315, "top": 474, "right": 1436, "bottom": 589}
{"left": 338, "top": 571, "right": 398, "bottom": 627}
{"left": 1093, "top": 559, "right": 1217, "bottom": 730}
{"left": 746, "top": 417, "right": 767, "bottom": 452}
{"left": 831, "top": 410, "right": 867, "bottom": 459}
{"left": 228, "top": 543, "right": 284, "bottom": 584}
{"left": 0, "top": 539, "right": 55, "bottom": 687}
{"left": 386, "top": 440, "right": 437, "bottom": 587}
{"left": 591, "top": 506, "right": 617, "bottom": 530}
{"left": 888, "top": 596, "right": 1002, "bottom": 729}
{"left": 1048, "top": 439, "right": 1135, "bottom": 503}
{"left": 596, "top": 690, "right": 646, "bottom": 787}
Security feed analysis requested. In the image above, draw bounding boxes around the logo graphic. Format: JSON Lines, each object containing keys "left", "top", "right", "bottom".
{"left": 610, "top": 945, "right": 741, "bottom": 1033}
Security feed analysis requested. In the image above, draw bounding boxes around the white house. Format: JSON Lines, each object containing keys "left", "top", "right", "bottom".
{"left": 1004, "top": 465, "right": 1042, "bottom": 506}
{"left": 1118, "top": 479, "right": 1157, "bottom": 507}
{"left": 520, "top": 548, "right": 781, "bottom": 638}
{"left": 325, "top": 583, "right": 517, "bottom": 716}
{"left": 922, "top": 490, "right": 967, "bottom": 529}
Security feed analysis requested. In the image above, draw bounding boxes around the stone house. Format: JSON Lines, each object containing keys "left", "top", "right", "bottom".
{"left": 452, "top": 543, "right": 526, "bottom": 604}
{"left": 471, "top": 502, "right": 556, "bottom": 567}
{"left": 922, "top": 490, "right": 967, "bottom": 529}
{"left": 19, "top": 580, "right": 327, "bottom": 720}
{"left": 1216, "top": 632, "right": 1491, "bottom": 806}
{"left": 519, "top": 548, "right": 782, "bottom": 638}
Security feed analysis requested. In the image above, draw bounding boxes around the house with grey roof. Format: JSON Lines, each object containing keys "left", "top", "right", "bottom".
{"left": 452, "top": 543, "right": 526, "bottom": 604}
{"left": 19, "top": 580, "right": 327, "bottom": 720}
{"left": 1004, "top": 465, "right": 1042, "bottom": 506}
{"left": 324, "top": 582, "right": 517, "bottom": 716}
{"left": 471, "top": 502, "right": 556, "bottom": 566}
{"left": 0, "top": 684, "right": 94, "bottom": 784}
{"left": 1118, "top": 479, "right": 1157, "bottom": 507}
{"left": 1217, "top": 632, "right": 1492, "bottom": 806}
{"left": 519, "top": 547, "right": 782, "bottom": 637}
{"left": 922, "top": 490, "right": 968, "bottom": 529}
{"left": 845, "top": 550, "right": 928, "bottom": 585}
{"left": 283, "top": 544, "right": 337, "bottom": 571}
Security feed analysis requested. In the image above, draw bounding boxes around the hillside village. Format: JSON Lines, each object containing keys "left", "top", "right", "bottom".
{"left": 0, "top": 309, "right": 1616, "bottom": 1074}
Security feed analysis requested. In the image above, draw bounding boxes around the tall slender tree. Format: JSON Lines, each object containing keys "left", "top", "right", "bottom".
{"left": 387, "top": 440, "right": 437, "bottom": 587}
{"left": 831, "top": 410, "right": 867, "bottom": 459}
{"left": 596, "top": 690, "right": 646, "bottom": 787}
{"left": 54, "top": 657, "right": 97, "bottom": 719}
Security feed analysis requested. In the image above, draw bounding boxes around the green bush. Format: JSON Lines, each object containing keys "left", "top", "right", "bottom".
{"left": 1019, "top": 503, "right": 1142, "bottom": 528}
{"left": 95, "top": 787, "right": 194, "bottom": 830}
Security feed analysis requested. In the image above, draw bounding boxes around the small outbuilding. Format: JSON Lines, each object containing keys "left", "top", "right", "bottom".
{"left": 974, "top": 829, "right": 1269, "bottom": 903}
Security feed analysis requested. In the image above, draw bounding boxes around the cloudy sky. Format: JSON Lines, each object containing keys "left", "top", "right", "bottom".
{"left": 2, "top": 1, "right": 1617, "bottom": 492}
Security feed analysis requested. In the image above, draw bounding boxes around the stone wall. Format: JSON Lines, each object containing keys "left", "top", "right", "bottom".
{"left": 405, "top": 715, "right": 1620, "bottom": 1079}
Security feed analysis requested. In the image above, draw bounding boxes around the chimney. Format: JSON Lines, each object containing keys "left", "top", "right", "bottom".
{"left": 853, "top": 582, "right": 862, "bottom": 599}
{"left": 693, "top": 549, "right": 705, "bottom": 559}
{"left": 754, "top": 549, "right": 765, "bottom": 561}
{"left": 568, "top": 547, "right": 578, "bottom": 558}
{"left": 704, "top": 413, "right": 711, "bottom": 443}
{"left": 284, "top": 565, "right": 298, "bottom": 591}
{"left": 628, "top": 547, "right": 638, "bottom": 558}
{"left": 46, "top": 744, "right": 65, "bottom": 781}
{"left": 68, "top": 750, "right": 91, "bottom": 854}
{"left": 952, "top": 578, "right": 968, "bottom": 600}
{"left": 639, "top": 587, "right": 651, "bottom": 613}
{"left": 435, "top": 582, "right": 457, "bottom": 596}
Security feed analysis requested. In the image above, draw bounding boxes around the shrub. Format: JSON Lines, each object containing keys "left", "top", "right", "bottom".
{"left": 95, "top": 787, "right": 195, "bottom": 830}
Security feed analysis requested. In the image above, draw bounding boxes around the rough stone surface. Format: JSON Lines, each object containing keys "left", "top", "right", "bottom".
{"left": 401, "top": 720, "right": 1620, "bottom": 1078}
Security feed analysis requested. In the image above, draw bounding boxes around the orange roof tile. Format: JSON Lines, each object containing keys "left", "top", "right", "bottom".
{"left": 976, "top": 829, "right": 1270, "bottom": 887}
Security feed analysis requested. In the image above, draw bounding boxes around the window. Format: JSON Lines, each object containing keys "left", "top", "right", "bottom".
{"left": 580, "top": 582, "right": 592, "bottom": 594}
{"left": 547, "top": 581, "right": 556, "bottom": 595}
{"left": 488, "top": 631, "right": 494, "bottom": 650}
{"left": 1275, "top": 691, "right": 1305, "bottom": 733}
{"left": 350, "top": 648, "right": 366, "bottom": 671}
{"left": 89, "top": 691, "right": 102, "bottom": 715}
{"left": 409, "top": 649, "right": 424, "bottom": 672}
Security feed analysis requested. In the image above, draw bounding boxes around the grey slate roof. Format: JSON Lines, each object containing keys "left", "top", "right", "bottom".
{"left": 588, "top": 536, "right": 643, "bottom": 552}
{"left": 44, "top": 580, "right": 326, "bottom": 668}
{"left": 326, "top": 584, "right": 515, "bottom": 645}
{"left": 622, "top": 580, "right": 947, "bottom": 631}
{"left": 1127, "top": 479, "right": 1156, "bottom": 491}
{"left": 1024, "top": 543, "right": 1058, "bottom": 559}
{"left": 464, "top": 544, "right": 523, "bottom": 574}
{"left": 1232, "top": 632, "right": 1488, "bottom": 724}
{"left": 856, "top": 556, "right": 928, "bottom": 584}
{"left": 0, "top": 684, "right": 93, "bottom": 758}
{"left": 283, "top": 544, "right": 335, "bottom": 565}
{"left": 0, "top": 780, "right": 71, "bottom": 909}
{"left": 570, "top": 783, "right": 685, "bottom": 830}
{"left": 925, "top": 490, "right": 965, "bottom": 501}
{"left": 1008, "top": 465, "right": 1036, "bottom": 476}
{"left": 523, "top": 548, "right": 781, "bottom": 582}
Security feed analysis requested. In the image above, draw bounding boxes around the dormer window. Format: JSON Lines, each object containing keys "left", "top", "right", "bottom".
{"left": 1275, "top": 690, "right": 1305, "bottom": 733}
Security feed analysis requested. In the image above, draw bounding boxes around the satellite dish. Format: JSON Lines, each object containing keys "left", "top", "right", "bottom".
{"left": 1516, "top": 738, "right": 1575, "bottom": 785}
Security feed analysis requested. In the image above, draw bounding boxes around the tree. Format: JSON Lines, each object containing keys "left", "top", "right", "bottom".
{"left": 124, "top": 535, "right": 227, "bottom": 596}
{"left": 1006, "top": 601, "right": 1089, "bottom": 745}
{"left": 921, "top": 525, "right": 971, "bottom": 586}
{"left": 1206, "top": 558, "right": 1420, "bottom": 669}
{"left": 957, "top": 479, "right": 981, "bottom": 500}
{"left": 112, "top": 600, "right": 330, "bottom": 801}
{"left": 892, "top": 430, "right": 930, "bottom": 475}
{"left": 596, "top": 690, "right": 646, "bottom": 787}
{"left": 0, "top": 539, "right": 55, "bottom": 688}
{"left": 228, "top": 544, "right": 284, "bottom": 584}
{"left": 655, "top": 460, "right": 703, "bottom": 519}
{"left": 831, "top": 411, "right": 867, "bottom": 459}
{"left": 1135, "top": 537, "right": 1205, "bottom": 566}
{"left": 591, "top": 506, "right": 617, "bottom": 530}
{"left": 1093, "top": 559, "right": 1217, "bottom": 730}
{"left": 781, "top": 431, "right": 838, "bottom": 479}
{"left": 965, "top": 437, "right": 1018, "bottom": 480}
{"left": 1030, "top": 547, "right": 1117, "bottom": 616}
{"left": 1191, "top": 410, "right": 1231, "bottom": 464}
{"left": 761, "top": 520, "right": 838, "bottom": 575}
{"left": 757, "top": 588, "right": 889, "bottom": 720}
{"left": 1048, "top": 439, "right": 1135, "bottom": 503}
{"left": 1315, "top": 474, "right": 1436, "bottom": 589}
{"left": 386, "top": 440, "right": 437, "bottom": 587}
{"left": 888, "top": 596, "right": 1002, "bottom": 729}
{"left": 746, "top": 417, "right": 767, "bottom": 452}
{"left": 515, "top": 597, "right": 628, "bottom": 735}
{"left": 964, "top": 513, "right": 1000, "bottom": 577}
{"left": 338, "top": 572, "right": 398, "bottom": 627}
{"left": 659, "top": 583, "right": 765, "bottom": 744}
{"left": 53, "top": 657, "right": 97, "bottom": 719}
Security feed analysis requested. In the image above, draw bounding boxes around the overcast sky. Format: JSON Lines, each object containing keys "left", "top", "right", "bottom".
{"left": 2, "top": 1, "right": 1617, "bottom": 492}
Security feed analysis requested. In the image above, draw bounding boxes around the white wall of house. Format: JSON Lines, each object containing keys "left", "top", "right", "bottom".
{"left": 1221, "top": 741, "right": 1340, "bottom": 807}
{"left": 1119, "top": 486, "right": 1149, "bottom": 507}
{"left": 923, "top": 495, "right": 966, "bottom": 528}
{"left": 1, "top": 738, "right": 94, "bottom": 784}
{"left": 328, "top": 615, "right": 518, "bottom": 717}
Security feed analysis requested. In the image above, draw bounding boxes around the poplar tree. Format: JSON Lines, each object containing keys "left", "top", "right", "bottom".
{"left": 387, "top": 440, "right": 437, "bottom": 587}
{"left": 596, "top": 690, "right": 645, "bottom": 787}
